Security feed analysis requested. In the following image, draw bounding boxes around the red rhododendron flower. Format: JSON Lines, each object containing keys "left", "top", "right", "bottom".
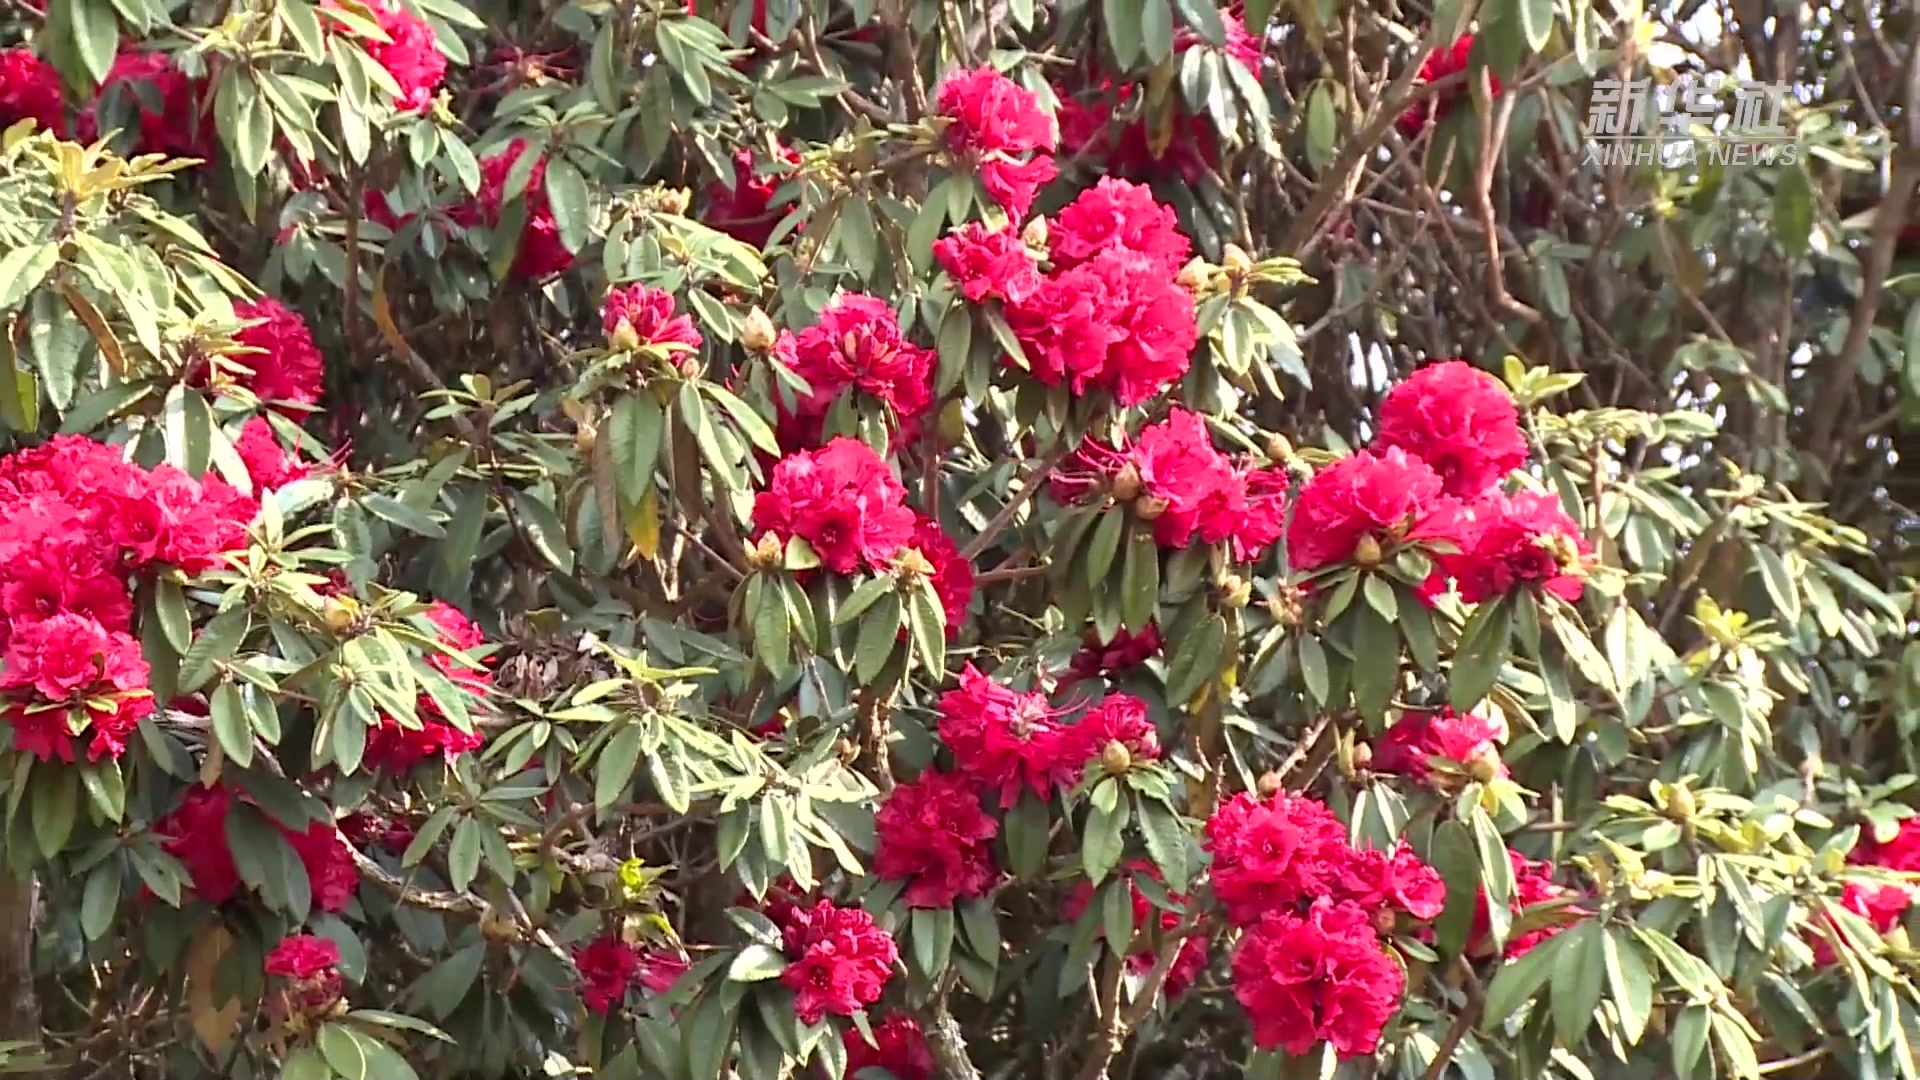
{"left": 1284, "top": 447, "right": 1463, "bottom": 572}
{"left": 1397, "top": 36, "right": 1499, "bottom": 136}
{"left": 1005, "top": 247, "right": 1198, "bottom": 407}
{"left": 235, "top": 418, "right": 316, "bottom": 493}
{"left": 96, "top": 50, "right": 213, "bottom": 158}
{"left": 1061, "top": 861, "right": 1211, "bottom": 998}
{"left": 934, "top": 222, "right": 1043, "bottom": 305}
{"left": 457, "top": 139, "right": 574, "bottom": 279}
{"left": 0, "top": 533, "right": 133, "bottom": 642}
{"left": 874, "top": 770, "right": 1000, "bottom": 908}
{"left": 346, "top": 0, "right": 447, "bottom": 111}
{"left": 266, "top": 934, "right": 341, "bottom": 979}
{"left": 937, "top": 67, "right": 1057, "bottom": 221}
{"left": 0, "top": 49, "right": 71, "bottom": 136}
{"left": 750, "top": 438, "right": 916, "bottom": 575}
{"left": 776, "top": 898, "right": 899, "bottom": 1024}
{"left": 1373, "top": 360, "right": 1528, "bottom": 499}
{"left": 1812, "top": 882, "right": 1913, "bottom": 965}
{"left": 844, "top": 1013, "right": 937, "bottom": 1080}
{"left": 282, "top": 821, "right": 360, "bottom": 913}
{"left": 937, "top": 664, "right": 1078, "bottom": 809}
{"left": 1443, "top": 491, "right": 1591, "bottom": 604}
{"left": 1232, "top": 899, "right": 1405, "bottom": 1058}
{"left": 784, "top": 292, "right": 935, "bottom": 423}
{"left": 1371, "top": 706, "right": 1507, "bottom": 783}
{"left": 0, "top": 612, "right": 151, "bottom": 762}
{"left": 1853, "top": 817, "right": 1920, "bottom": 873}
{"left": 363, "top": 601, "right": 490, "bottom": 772}
{"left": 1051, "top": 410, "right": 1279, "bottom": 550}
{"left": 1204, "top": 790, "right": 1352, "bottom": 926}
{"left": 904, "top": 513, "right": 974, "bottom": 633}
{"left": 602, "top": 283, "right": 702, "bottom": 353}
{"left": 1064, "top": 693, "right": 1161, "bottom": 768}
{"left": 230, "top": 298, "right": 327, "bottom": 410}
{"left": 703, "top": 145, "right": 800, "bottom": 248}
{"left": 1049, "top": 178, "right": 1193, "bottom": 275}
{"left": 1469, "top": 849, "right": 1583, "bottom": 959}
{"left": 1337, "top": 841, "right": 1448, "bottom": 928}
{"left": 1067, "top": 623, "right": 1163, "bottom": 681}
{"left": 574, "top": 935, "right": 642, "bottom": 1014}
{"left": 156, "top": 784, "right": 244, "bottom": 905}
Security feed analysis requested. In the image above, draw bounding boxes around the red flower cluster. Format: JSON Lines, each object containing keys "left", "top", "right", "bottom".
{"left": 96, "top": 50, "right": 213, "bottom": 158}
{"left": 938, "top": 665, "right": 1158, "bottom": 808}
{"left": 781, "top": 292, "right": 935, "bottom": 432}
{"left": 456, "top": 139, "right": 574, "bottom": 279}
{"left": 906, "top": 513, "right": 975, "bottom": 632}
{"left": 775, "top": 898, "right": 899, "bottom": 1024}
{"left": 874, "top": 769, "right": 1000, "bottom": 908}
{"left": 1060, "top": 862, "right": 1210, "bottom": 998}
{"left": 1396, "top": 36, "right": 1500, "bottom": 136}
{"left": 228, "top": 298, "right": 327, "bottom": 412}
{"left": 235, "top": 418, "right": 317, "bottom": 493}
{"left": 1853, "top": 817, "right": 1920, "bottom": 872}
{"left": 347, "top": 0, "right": 447, "bottom": 111}
{"left": 934, "top": 222, "right": 1043, "bottom": 305}
{"left": 1470, "top": 849, "right": 1581, "bottom": 959}
{"left": 1231, "top": 899, "right": 1406, "bottom": 1057}
{"left": 1812, "top": 882, "right": 1911, "bottom": 966}
{"left": 153, "top": 784, "right": 359, "bottom": 913}
{"left": 1050, "top": 409, "right": 1289, "bottom": 559}
{"left": 1206, "top": 790, "right": 1441, "bottom": 1057}
{"left": 601, "top": 283, "right": 702, "bottom": 353}
{"left": 703, "top": 144, "right": 801, "bottom": 249}
{"left": 936, "top": 67, "right": 1058, "bottom": 221}
{"left": 1053, "top": 9, "right": 1262, "bottom": 184}
{"left": 264, "top": 933, "right": 345, "bottom": 1018}
{"left": 750, "top": 438, "right": 915, "bottom": 575}
{"left": 1285, "top": 446, "right": 1460, "bottom": 572}
{"left": 1374, "top": 361, "right": 1528, "bottom": 499}
{"left": 0, "top": 49, "right": 71, "bottom": 136}
{"left": 1441, "top": 492, "right": 1591, "bottom": 604}
{"left": 362, "top": 601, "right": 490, "bottom": 772}
{"left": 1371, "top": 706, "right": 1508, "bottom": 784}
{"left": 0, "top": 436, "right": 256, "bottom": 762}
{"left": 573, "top": 935, "right": 688, "bottom": 1014}
{"left": 1068, "top": 623, "right": 1163, "bottom": 681}
{"left": 996, "top": 181, "right": 1198, "bottom": 406}
{"left": 844, "top": 1013, "right": 936, "bottom": 1080}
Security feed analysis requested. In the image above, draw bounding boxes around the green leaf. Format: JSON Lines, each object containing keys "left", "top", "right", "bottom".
{"left": 1431, "top": 820, "right": 1480, "bottom": 957}
{"left": 1671, "top": 1004, "right": 1710, "bottom": 1076}
{"left": 1298, "top": 635, "right": 1329, "bottom": 707}
{"left": 596, "top": 724, "right": 645, "bottom": 811}
{"left": 362, "top": 493, "right": 447, "bottom": 539}
{"left": 703, "top": 383, "right": 779, "bottom": 457}
{"left": 513, "top": 490, "right": 574, "bottom": 573}
{"left": 1119, "top": 526, "right": 1159, "bottom": 632}
{"left": 67, "top": 0, "right": 121, "bottom": 87}
{"left": 1517, "top": 0, "right": 1554, "bottom": 51}
{"left": 1164, "top": 613, "right": 1226, "bottom": 706}
{"left": 907, "top": 580, "right": 946, "bottom": 676}
{"left": 31, "top": 767, "right": 77, "bottom": 860}
{"left": 1362, "top": 574, "right": 1399, "bottom": 623}
{"left": 854, "top": 590, "right": 902, "bottom": 684}
{"left": 1477, "top": 928, "right": 1566, "bottom": 1032}
{"left": 153, "top": 578, "right": 193, "bottom": 654}
{"left": 0, "top": 243, "right": 60, "bottom": 311}
{"left": 210, "top": 682, "right": 254, "bottom": 767}
{"left": 1604, "top": 927, "right": 1655, "bottom": 1046}
{"left": 1772, "top": 161, "right": 1814, "bottom": 260}
{"left": 835, "top": 576, "right": 893, "bottom": 626}
{"left": 1550, "top": 921, "right": 1605, "bottom": 1046}
{"left": 414, "top": 943, "right": 483, "bottom": 1019}
{"left": 318, "top": 1022, "right": 420, "bottom": 1080}
{"left": 1083, "top": 795, "right": 1129, "bottom": 885}
{"left": 1349, "top": 605, "right": 1400, "bottom": 723}
{"left": 610, "top": 391, "right": 666, "bottom": 506}
{"left": 726, "top": 943, "right": 787, "bottom": 982}
{"left": 1140, "top": 0, "right": 1174, "bottom": 62}
{"left": 1005, "top": 792, "right": 1049, "bottom": 879}
{"left": 545, "top": 157, "right": 592, "bottom": 254}
{"left": 446, "top": 816, "right": 481, "bottom": 891}
{"left": 1104, "top": 0, "right": 1144, "bottom": 67}
{"left": 1136, "top": 797, "right": 1190, "bottom": 894}
{"left": 1083, "top": 512, "right": 1125, "bottom": 590}
{"left": 1449, "top": 594, "right": 1512, "bottom": 710}
{"left": 80, "top": 858, "right": 120, "bottom": 940}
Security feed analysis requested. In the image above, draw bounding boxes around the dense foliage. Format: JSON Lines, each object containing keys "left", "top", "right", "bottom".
{"left": 0, "top": 0, "right": 1914, "bottom": 1078}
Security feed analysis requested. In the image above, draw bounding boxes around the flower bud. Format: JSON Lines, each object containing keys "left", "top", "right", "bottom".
{"left": 1176, "top": 258, "right": 1210, "bottom": 293}
{"left": 1100, "top": 739, "right": 1132, "bottom": 776}
{"left": 1222, "top": 243, "right": 1254, "bottom": 275}
{"left": 677, "top": 355, "right": 703, "bottom": 381}
{"left": 1021, "top": 216, "right": 1050, "bottom": 253}
{"left": 1264, "top": 434, "right": 1293, "bottom": 462}
{"left": 1134, "top": 495, "right": 1169, "bottom": 521}
{"left": 893, "top": 547, "right": 935, "bottom": 582}
{"left": 658, "top": 186, "right": 692, "bottom": 216}
{"left": 1351, "top": 741, "right": 1374, "bottom": 771}
{"left": 740, "top": 307, "right": 778, "bottom": 353}
{"left": 1665, "top": 784, "right": 1697, "bottom": 821}
{"left": 938, "top": 399, "right": 969, "bottom": 443}
{"left": 1255, "top": 770, "right": 1284, "bottom": 796}
{"left": 574, "top": 421, "right": 597, "bottom": 456}
{"left": 1353, "top": 534, "right": 1384, "bottom": 568}
{"left": 320, "top": 596, "right": 358, "bottom": 635}
{"left": 1111, "top": 462, "right": 1144, "bottom": 502}
{"left": 608, "top": 319, "right": 641, "bottom": 354}
{"left": 480, "top": 908, "right": 521, "bottom": 944}
{"left": 749, "top": 533, "right": 786, "bottom": 570}
{"left": 1219, "top": 573, "right": 1252, "bottom": 609}
{"left": 1466, "top": 752, "right": 1503, "bottom": 784}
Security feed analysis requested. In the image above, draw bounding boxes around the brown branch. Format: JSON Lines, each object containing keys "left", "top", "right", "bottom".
{"left": 959, "top": 444, "right": 1070, "bottom": 561}
{"left": 1074, "top": 910, "right": 1208, "bottom": 1080}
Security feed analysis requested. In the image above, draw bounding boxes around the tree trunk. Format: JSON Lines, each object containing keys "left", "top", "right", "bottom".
{"left": 0, "top": 871, "right": 39, "bottom": 1045}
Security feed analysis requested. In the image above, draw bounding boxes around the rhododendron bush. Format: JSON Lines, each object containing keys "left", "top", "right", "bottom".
{"left": 0, "top": 0, "right": 1913, "bottom": 1079}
